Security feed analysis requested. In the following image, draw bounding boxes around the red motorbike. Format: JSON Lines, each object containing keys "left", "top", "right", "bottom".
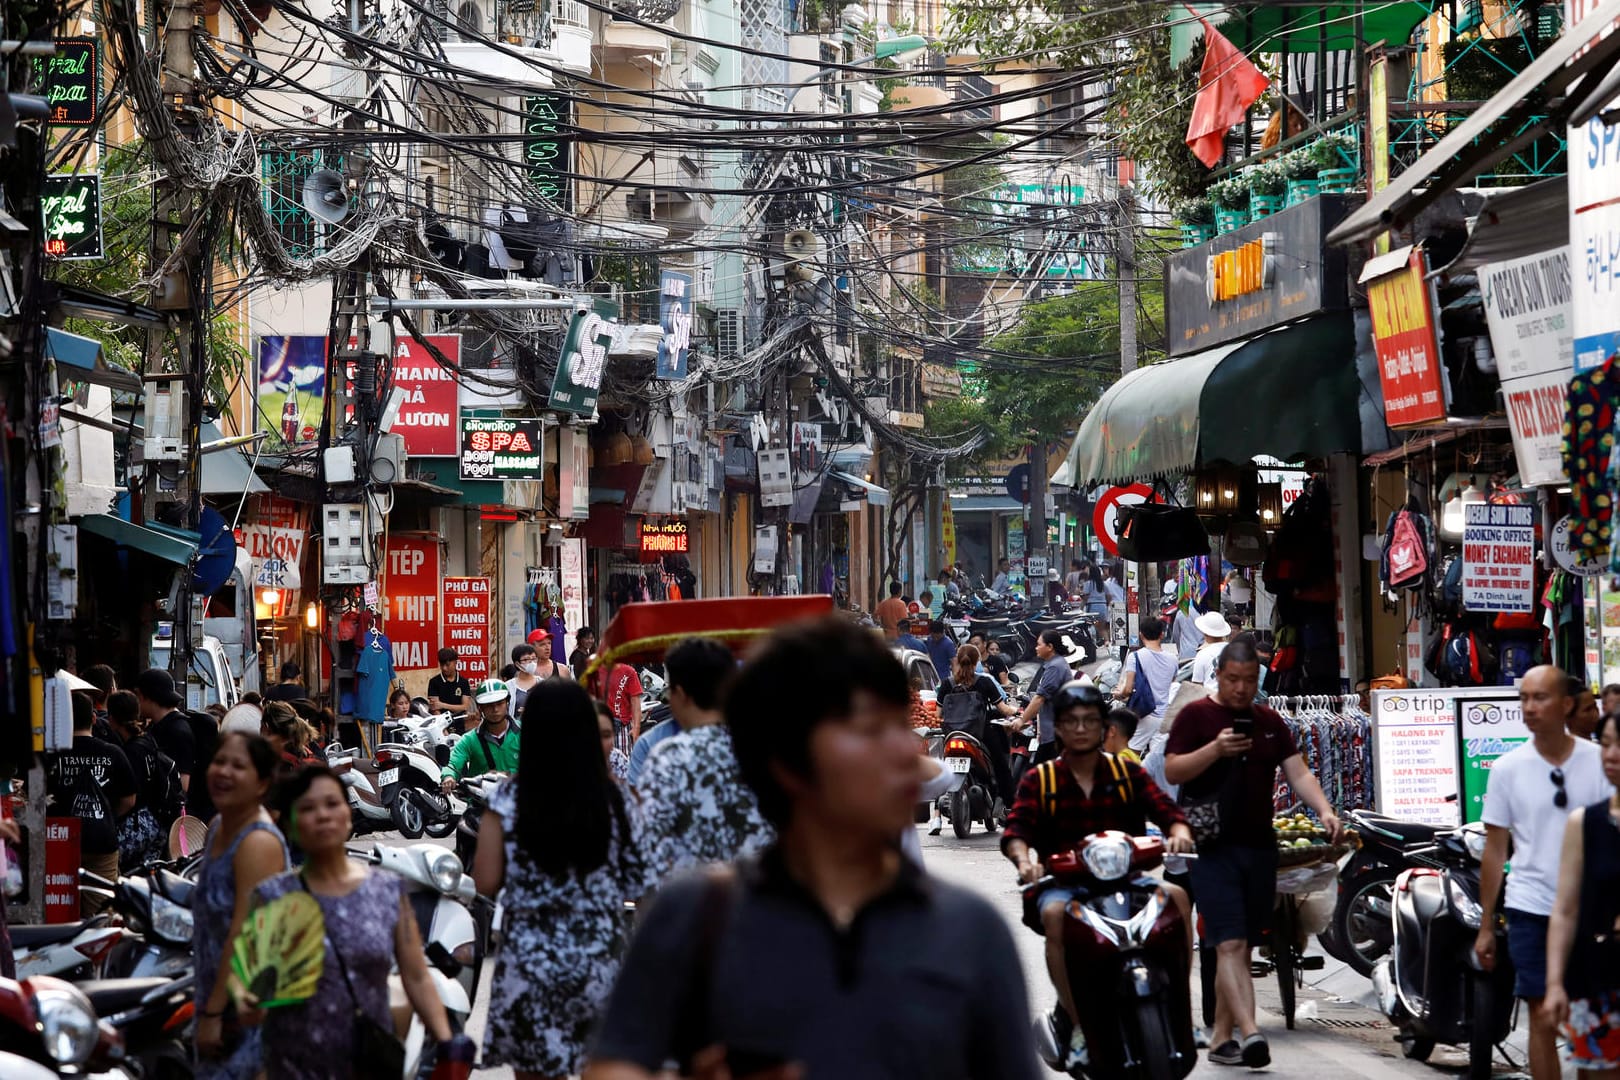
{"left": 1023, "top": 831, "right": 1197, "bottom": 1080}
{"left": 0, "top": 972, "right": 121, "bottom": 1074}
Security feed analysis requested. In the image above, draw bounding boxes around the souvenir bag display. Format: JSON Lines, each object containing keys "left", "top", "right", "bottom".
{"left": 1380, "top": 503, "right": 1435, "bottom": 591}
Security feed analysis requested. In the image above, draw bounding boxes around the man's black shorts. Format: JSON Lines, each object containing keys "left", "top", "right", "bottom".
{"left": 1188, "top": 844, "right": 1278, "bottom": 946}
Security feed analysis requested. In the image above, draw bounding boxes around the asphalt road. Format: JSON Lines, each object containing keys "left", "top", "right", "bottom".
{"left": 440, "top": 823, "right": 1556, "bottom": 1078}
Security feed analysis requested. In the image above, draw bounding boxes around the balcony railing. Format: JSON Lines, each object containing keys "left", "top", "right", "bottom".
{"left": 424, "top": 0, "right": 585, "bottom": 48}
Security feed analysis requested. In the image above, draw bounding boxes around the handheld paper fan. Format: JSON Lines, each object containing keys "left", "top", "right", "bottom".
{"left": 229, "top": 891, "right": 327, "bottom": 1008}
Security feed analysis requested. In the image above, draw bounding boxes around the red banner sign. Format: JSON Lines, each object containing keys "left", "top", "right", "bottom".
{"left": 381, "top": 537, "right": 440, "bottom": 671}
{"left": 44, "top": 817, "right": 80, "bottom": 923}
{"left": 1368, "top": 249, "right": 1447, "bottom": 428}
{"left": 441, "top": 577, "right": 491, "bottom": 681}
{"left": 343, "top": 335, "right": 460, "bottom": 457}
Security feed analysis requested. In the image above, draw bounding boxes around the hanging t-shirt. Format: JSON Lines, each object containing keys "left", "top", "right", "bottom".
{"left": 47, "top": 734, "right": 137, "bottom": 855}
{"left": 355, "top": 630, "right": 396, "bottom": 722}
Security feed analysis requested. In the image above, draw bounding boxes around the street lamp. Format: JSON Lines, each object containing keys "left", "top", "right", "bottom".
{"left": 783, "top": 34, "right": 932, "bottom": 110}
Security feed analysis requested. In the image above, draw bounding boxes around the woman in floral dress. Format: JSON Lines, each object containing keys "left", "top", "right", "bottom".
{"left": 252, "top": 765, "right": 451, "bottom": 1079}
{"left": 1545, "top": 711, "right": 1620, "bottom": 1078}
{"left": 472, "top": 677, "right": 652, "bottom": 1079}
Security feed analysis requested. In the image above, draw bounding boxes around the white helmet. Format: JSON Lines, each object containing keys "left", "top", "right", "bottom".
{"left": 473, "top": 678, "right": 511, "bottom": 706}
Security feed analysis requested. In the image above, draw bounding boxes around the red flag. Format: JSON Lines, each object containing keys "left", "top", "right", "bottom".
{"left": 1184, "top": 22, "right": 1269, "bottom": 168}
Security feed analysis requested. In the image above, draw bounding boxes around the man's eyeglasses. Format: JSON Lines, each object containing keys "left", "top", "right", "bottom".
{"left": 1551, "top": 767, "right": 1568, "bottom": 809}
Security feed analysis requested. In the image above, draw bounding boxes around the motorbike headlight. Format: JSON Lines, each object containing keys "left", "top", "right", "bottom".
{"left": 1446, "top": 876, "right": 1484, "bottom": 929}
{"left": 1080, "top": 836, "right": 1134, "bottom": 882}
{"left": 150, "top": 891, "right": 194, "bottom": 944}
{"left": 33, "top": 985, "right": 100, "bottom": 1066}
{"left": 426, "top": 849, "right": 464, "bottom": 894}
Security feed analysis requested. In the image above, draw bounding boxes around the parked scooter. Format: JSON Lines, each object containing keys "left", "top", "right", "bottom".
{"left": 374, "top": 742, "right": 463, "bottom": 840}
{"left": 1319, "top": 808, "right": 1445, "bottom": 975}
{"left": 0, "top": 972, "right": 121, "bottom": 1074}
{"left": 9, "top": 913, "right": 124, "bottom": 983}
{"left": 380, "top": 710, "right": 461, "bottom": 769}
{"left": 96, "top": 865, "right": 198, "bottom": 980}
{"left": 1025, "top": 832, "right": 1196, "bottom": 1080}
{"left": 349, "top": 841, "right": 487, "bottom": 1073}
{"left": 1373, "top": 821, "right": 1514, "bottom": 1078}
{"left": 77, "top": 971, "right": 196, "bottom": 1078}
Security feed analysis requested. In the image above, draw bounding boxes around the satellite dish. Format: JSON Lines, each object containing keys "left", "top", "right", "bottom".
{"left": 192, "top": 506, "right": 238, "bottom": 595}
{"left": 301, "top": 169, "right": 351, "bottom": 224}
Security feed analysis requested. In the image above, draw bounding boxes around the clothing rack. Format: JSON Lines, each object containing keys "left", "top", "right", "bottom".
{"left": 1267, "top": 694, "right": 1374, "bottom": 816}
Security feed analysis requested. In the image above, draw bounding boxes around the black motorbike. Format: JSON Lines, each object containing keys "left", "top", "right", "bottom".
{"left": 1373, "top": 821, "right": 1514, "bottom": 1078}
{"left": 1319, "top": 809, "right": 1445, "bottom": 975}
{"left": 454, "top": 772, "right": 505, "bottom": 867}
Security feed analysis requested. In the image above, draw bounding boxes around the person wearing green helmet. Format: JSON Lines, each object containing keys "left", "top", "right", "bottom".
{"left": 440, "top": 678, "right": 522, "bottom": 791}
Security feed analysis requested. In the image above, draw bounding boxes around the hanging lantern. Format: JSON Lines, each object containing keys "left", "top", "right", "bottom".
{"left": 629, "top": 433, "right": 656, "bottom": 466}
{"left": 1256, "top": 483, "right": 1284, "bottom": 526}
{"left": 601, "top": 432, "right": 633, "bottom": 466}
{"left": 1193, "top": 465, "right": 1242, "bottom": 516}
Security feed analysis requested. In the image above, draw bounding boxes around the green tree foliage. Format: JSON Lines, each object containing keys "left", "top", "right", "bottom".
{"left": 50, "top": 140, "right": 252, "bottom": 417}
{"left": 927, "top": 270, "right": 1166, "bottom": 470}
{"left": 948, "top": 2, "right": 1212, "bottom": 203}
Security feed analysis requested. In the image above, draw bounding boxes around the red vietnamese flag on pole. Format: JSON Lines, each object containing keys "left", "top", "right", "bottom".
{"left": 1184, "top": 21, "right": 1270, "bottom": 168}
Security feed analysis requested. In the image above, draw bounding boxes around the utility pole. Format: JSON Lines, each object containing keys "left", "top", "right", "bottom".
{"left": 1117, "top": 183, "right": 1156, "bottom": 622}
{"left": 145, "top": 0, "right": 203, "bottom": 682}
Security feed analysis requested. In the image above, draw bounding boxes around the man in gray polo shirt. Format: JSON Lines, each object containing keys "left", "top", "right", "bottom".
{"left": 587, "top": 617, "right": 1038, "bottom": 1080}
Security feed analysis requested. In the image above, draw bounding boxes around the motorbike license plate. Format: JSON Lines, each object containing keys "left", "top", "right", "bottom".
{"left": 946, "top": 757, "right": 973, "bottom": 773}
{"left": 379, "top": 767, "right": 400, "bottom": 787}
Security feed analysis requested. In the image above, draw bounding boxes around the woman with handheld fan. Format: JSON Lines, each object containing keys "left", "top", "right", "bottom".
{"left": 242, "top": 766, "right": 452, "bottom": 1078}
{"left": 192, "top": 734, "right": 289, "bottom": 1079}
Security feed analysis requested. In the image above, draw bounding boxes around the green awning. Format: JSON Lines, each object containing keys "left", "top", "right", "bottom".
{"left": 78, "top": 514, "right": 199, "bottom": 566}
{"left": 1063, "top": 312, "right": 1362, "bottom": 486}
{"left": 1217, "top": 2, "right": 1434, "bottom": 53}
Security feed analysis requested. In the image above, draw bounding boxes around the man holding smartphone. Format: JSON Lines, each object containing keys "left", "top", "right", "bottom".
{"left": 1164, "top": 638, "right": 1342, "bottom": 1070}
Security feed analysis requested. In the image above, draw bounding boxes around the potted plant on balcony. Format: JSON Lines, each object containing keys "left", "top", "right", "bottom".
{"left": 1174, "top": 196, "right": 1215, "bottom": 247}
{"left": 1211, "top": 177, "right": 1251, "bottom": 233}
{"left": 1311, "top": 131, "right": 1359, "bottom": 193}
{"left": 1280, "top": 148, "right": 1320, "bottom": 206}
{"left": 1247, "top": 160, "right": 1286, "bottom": 219}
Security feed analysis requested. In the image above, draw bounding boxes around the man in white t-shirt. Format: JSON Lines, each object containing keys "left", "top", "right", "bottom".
{"left": 1476, "top": 666, "right": 1614, "bottom": 1080}
{"left": 1189, "top": 611, "right": 1233, "bottom": 690}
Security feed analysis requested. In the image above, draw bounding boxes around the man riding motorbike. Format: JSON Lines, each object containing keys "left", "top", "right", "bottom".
{"left": 440, "top": 679, "right": 522, "bottom": 792}
{"left": 1001, "top": 681, "right": 1195, "bottom": 1071}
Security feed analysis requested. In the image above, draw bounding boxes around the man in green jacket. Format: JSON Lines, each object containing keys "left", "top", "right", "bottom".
{"left": 440, "top": 678, "right": 521, "bottom": 790}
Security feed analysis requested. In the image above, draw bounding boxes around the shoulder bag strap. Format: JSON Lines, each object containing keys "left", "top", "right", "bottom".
{"left": 1037, "top": 761, "right": 1060, "bottom": 819}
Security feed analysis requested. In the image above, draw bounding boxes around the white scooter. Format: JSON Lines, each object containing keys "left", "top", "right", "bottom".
{"left": 349, "top": 842, "right": 487, "bottom": 1070}
{"left": 10, "top": 914, "right": 124, "bottom": 981}
{"left": 328, "top": 741, "right": 463, "bottom": 840}
{"left": 381, "top": 710, "right": 461, "bottom": 770}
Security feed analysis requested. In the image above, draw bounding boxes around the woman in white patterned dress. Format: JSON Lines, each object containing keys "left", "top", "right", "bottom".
{"left": 472, "top": 676, "right": 653, "bottom": 1079}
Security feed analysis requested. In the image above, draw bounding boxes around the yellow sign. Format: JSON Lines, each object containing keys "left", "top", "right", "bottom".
{"left": 942, "top": 499, "right": 957, "bottom": 568}
{"left": 1206, "top": 233, "right": 1277, "bottom": 304}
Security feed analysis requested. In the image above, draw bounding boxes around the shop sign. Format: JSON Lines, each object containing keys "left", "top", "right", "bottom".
{"left": 1367, "top": 247, "right": 1447, "bottom": 427}
{"left": 440, "top": 577, "right": 490, "bottom": 681}
{"left": 1569, "top": 0, "right": 1620, "bottom": 373}
{"left": 560, "top": 538, "right": 586, "bottom": 640}
{"left": 44, "top": 818, "right": 80, "bottom": 923}
{"left": 1165, "top": 195, "right": 1352, "bottom": 355}
{"left": 549, "top": 300, "right": 617, "bottom": 416}
{"left": 373, "top": 335, "right": 460, "bottom": 457}
{"left": 1371, "top": 689, "right": 1463, "bottom": 828}
{"left": 459, "top": 416, "right": 544, "bottom": 481}
{"left": 32, "top": 38, "right": 99, "bottom": 127}
{"left": 1462, "top": 503, "right": 1535, "bottom": 614}
{"left": 42, "top": 173, "right": 102, "bottom": 261}
{"left": 556, "top": 425, "right": 591, "bottom": 520}
{"left": 1480, "top": 249, "right": 1572, "bottom": 485}
{"left": 654, "top": 271, "right": 693, "bottom": 380}
{"left": 942, "top": 500, "right": 957, "bottom": 568}
{"left": 640, "top": 520, "right": 689, "bottom": 554}
{"left": 239, "top": 497, "right": 309, "bottom": 591}
{"left": 524, "top": 92, "right": 572, "bottom": 208}
{"left": 381, "top": 537, "right": 440, "bottom": 671}
{"left": 1456, "top": 695, "right": 1528, "bottom": 825}
{"left": 1552, "top": 514, "right": 1608, "bottom": 575}
{"left": 790, "top": 422, "right": 823, "bottom": 486}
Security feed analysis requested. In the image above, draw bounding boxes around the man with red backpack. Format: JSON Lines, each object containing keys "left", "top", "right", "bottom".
{"left": 1002, "top": 681, "right": 1194, "bottom": 1071}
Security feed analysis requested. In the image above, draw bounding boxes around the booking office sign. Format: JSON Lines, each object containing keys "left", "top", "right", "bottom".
{"left": 1455, "top": 695, "right": 1530, "bottom": 825}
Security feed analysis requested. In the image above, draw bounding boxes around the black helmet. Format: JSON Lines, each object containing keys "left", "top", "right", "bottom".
{"left": 1053, "top": 680, "right": 1105, "bottom": 720}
